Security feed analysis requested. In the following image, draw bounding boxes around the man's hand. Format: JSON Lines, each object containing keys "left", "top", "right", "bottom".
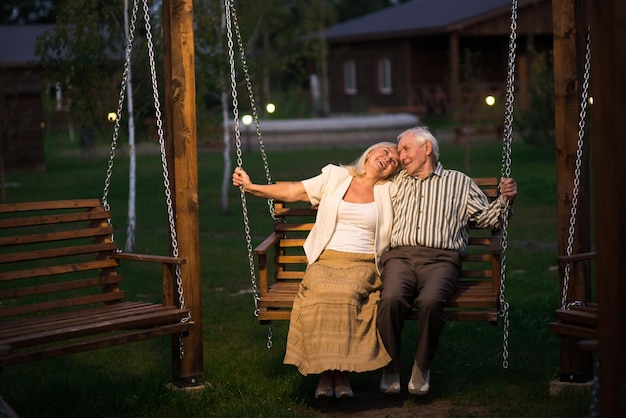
{"left": 500, "top": 178, "right": 517, "bottom": 203}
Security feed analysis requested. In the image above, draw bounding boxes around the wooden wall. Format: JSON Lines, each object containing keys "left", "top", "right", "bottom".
{"left": 326, "top": 0, "right": 553, "bottom": 118}
{"left": 328, "top": 38, "right": 410, "bottom": 114}
{"left": 0, "top": 69, "right": 45, "bottom": 173}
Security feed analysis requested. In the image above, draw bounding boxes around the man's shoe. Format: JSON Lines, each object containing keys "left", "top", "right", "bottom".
{"left": 408, "top": 365, "right": 430, "bottom": 396}
{"left": 379, "top": 369, "right": 401, "bottom": 394}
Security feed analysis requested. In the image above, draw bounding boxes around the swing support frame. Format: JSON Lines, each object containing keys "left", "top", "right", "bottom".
{"left": 229, "top": 0, "right": 517, "bottom": 367}
{"left": 550, "top": 0, "right": 594, "bottom": 385}
{"left": 0, "top": 0, "right": 204, "bottom": 389}
{"left": 551, "top": 3, "right": 625, "bottom": 417}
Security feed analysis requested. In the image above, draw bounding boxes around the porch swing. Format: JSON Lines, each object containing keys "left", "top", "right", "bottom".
{"left": 0, "top": 0, "right": 194, "bottom": 368}
{"left": 229, "top": 0, "right": 519, "bottom": 366}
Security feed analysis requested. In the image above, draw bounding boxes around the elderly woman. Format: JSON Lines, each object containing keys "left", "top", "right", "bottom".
{"left": 233, "top": 141, "right": 399, "bottom": 399}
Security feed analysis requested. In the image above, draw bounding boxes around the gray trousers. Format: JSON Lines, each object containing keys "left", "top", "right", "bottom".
{"left": 377, "top": 245, "right": 460, "bottom": 372}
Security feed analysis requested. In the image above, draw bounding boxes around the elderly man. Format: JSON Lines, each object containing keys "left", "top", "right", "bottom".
{"left": 378, "top": 126, "right": 517, "bottom": 396}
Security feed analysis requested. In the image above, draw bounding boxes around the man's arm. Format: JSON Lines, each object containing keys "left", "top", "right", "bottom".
{"left": 467, "top": 177, "right": 516, "bottom": 229}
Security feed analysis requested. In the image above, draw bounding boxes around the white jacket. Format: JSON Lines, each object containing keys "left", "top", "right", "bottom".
{"left": 301, "top": 164, "right": 394, "bottom": 273}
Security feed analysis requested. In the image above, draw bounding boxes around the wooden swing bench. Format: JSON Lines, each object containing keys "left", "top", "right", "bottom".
{"left": 254, "top": 177, "right": 503, "bottom": 324}
{"left": 548, "top": 252, "right": 598, "bottom": 351}
{"left": 0, "top": 199, "right": 194, "bottom": 368}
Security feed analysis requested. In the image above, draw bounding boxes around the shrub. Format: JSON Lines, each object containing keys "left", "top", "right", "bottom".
{"left": 515, "top": 51, "right": 555, "bottom": 150}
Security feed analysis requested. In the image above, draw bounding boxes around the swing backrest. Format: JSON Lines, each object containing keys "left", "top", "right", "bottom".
{"left": 0, "top": 199, "right": 126, "bottom": 318}
{"left": 0, "top": 199, "right": 192, "bottom": 367}
{"left": 254, "top": 177, "right": 502, "bottom": 323}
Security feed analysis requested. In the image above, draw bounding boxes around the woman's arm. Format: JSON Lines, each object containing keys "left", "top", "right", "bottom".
{"left": 232, "top": 167, "right": 310, "bottom": 202}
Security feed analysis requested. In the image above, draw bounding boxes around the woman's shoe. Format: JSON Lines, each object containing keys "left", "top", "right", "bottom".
{"left": 333, "top": 371, "right": 353, "bottom": 398}
{"left": 314, "top": 386, "right": 334, "bottom": 399}
{"left": 315, "top": 371, "right": 335, "bottom": 399}
{"left": 334, "top": 385, "right": 354, "bottom": 398}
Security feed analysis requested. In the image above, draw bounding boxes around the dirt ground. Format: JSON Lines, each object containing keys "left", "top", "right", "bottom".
{"left": 305, "top": 389, "right": 486, "bottom": 417}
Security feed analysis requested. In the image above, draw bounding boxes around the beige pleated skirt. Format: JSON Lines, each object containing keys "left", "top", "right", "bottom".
{"left": 283, "top": 250, "right": 391, "bottom": 375}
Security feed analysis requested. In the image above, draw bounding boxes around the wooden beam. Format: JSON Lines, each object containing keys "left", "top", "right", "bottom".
{"left": 162, "top": 0, "right": 204, "bottom": 388}
{"left": 589, "top": 1, "right": 626, "bottom": 416}
{"left": 552, "top": 0, "right": 593, "bottom": 382}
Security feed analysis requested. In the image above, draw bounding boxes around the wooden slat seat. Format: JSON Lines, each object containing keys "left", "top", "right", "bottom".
{"left": 0, "top": 199, "right": 194, "bottom": 368}
{"left": 548, "top": 253, "right": 598, "bottom": 351}
{"left": 549, "top": 303, "right": 598, "bottom": 344}
{"left": 254, "top": 177, "right": 502, "bottom": 324}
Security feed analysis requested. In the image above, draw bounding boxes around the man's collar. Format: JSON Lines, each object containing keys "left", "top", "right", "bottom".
{"left": 432, "top": 162, "right": 444, "bottom": 177}
{"left": 399, "top": 162, "right": 444, "bottom": 180}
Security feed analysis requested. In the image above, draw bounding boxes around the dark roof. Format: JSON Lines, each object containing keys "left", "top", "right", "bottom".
{"left": 0, "top": 24, "right": 54, "bottom": 65}
{"left": 323, "top": 0, "right": 527, "bottom": 42}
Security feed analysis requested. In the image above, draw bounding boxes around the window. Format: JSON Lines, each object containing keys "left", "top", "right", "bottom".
{"left": 378, "top": 58, "right": 392, "bottom": 94}
{"left": 344, "top": 61, "right": 357, "bottom": 95}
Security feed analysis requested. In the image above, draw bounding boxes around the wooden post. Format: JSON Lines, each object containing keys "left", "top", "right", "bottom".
{"left": 162, "top": 0, "right": 204, "bottom": 387}
{"left": 552, "top": 0, "right": 593, "bottom": 383}
{"left": 590, "top": 1, "right": 626, "bottom": 416}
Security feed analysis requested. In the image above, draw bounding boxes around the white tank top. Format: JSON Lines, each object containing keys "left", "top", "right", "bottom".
{"left": 326, "top": 200, "right": 377, "bottom": 254}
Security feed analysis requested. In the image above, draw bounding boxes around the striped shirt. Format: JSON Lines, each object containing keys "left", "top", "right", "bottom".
{"left": 390, "top": 162, "right": 506, "bottom": 254}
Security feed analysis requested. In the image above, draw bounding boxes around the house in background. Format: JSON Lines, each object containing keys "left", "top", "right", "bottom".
{"left": 321, "top": 0, "right": 553, "bottom": 124}
{"left": 0, "top": 24, "right": 60, "bottom": 173}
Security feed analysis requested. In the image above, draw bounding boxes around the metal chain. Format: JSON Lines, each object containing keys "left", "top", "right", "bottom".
{"left": 588, "top": 359, "right": 599, "bottom": 417}
{"left": 497, "top": 0, "right": 518, "bottom": 369}
{"left": 225, "top": 0, "right": 273, "bottom": 350}
{"left": 141, "top": 0, "right": 190, "bottom": 358}
{"left": 225, "top": 0, "right": 257, "bottom": 318}
{"left": 229, "top": 2, "right": 275, "bottom": 212}
{"left": 561, "top": 29, "right": 591, "bottom": 310}
{"left": 103, "top": 0, "right": 188, "bottom": 358}
{"left": 101, "top": 0, "right": 140, "bottom": 244}
{"left": 577, "top": 35, "right": 596, "bottom": 418}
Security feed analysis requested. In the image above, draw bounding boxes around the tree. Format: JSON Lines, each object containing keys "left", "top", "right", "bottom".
{"left": 190, "top": 0, "right": 405, "bottom": 212}
{"left": 35, "top": 0, "right": 126, "bottom": 132}
{"left": 0, "top": 0, "right": 59, "bottom": 24}
{"left": 515, "top": 50, "right": 555, "bottom": 150}
{"left": 35, "top": 0, "right": 161, "bottom": 135}
{"left": 122, "top": 0, "right": 137, "bottom": 252}
{"left": 35, "top": 0, "right": 161, "bottom": 250}
{"left": 194, "top": 0, "right": 312, "bottom": 212}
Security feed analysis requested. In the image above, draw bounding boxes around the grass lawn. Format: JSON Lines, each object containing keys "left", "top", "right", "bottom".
{"left": 0, "top": 131, "right": 592, "bottom": 417}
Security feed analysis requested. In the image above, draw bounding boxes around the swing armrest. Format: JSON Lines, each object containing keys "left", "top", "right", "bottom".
{"left": 111, "top": 252, "right": 187, "bottom": 307}
{"left": 557, "top": 252, "right": 596, "bottom": 264}
{"left": 111, "top": 252, "right": 186, "bottom": 264}
{"left": 253, "top": 232, "right": 283, "bottom": 295}
{"left": 253, "top": 232, "right": 282, "bottom": 255}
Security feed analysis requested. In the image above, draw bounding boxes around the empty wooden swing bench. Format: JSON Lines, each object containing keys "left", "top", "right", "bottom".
{"left": 549, "top": 252, "right": 599, "bottom": 352}
{"left": 0, "top": 0, "right": 203, "bottom": 387}
{"left": 253, "top": 177, "right": 503, "bottom": 324}
{"left": 0, "top": 199, "right": 194, "bottom": 368}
